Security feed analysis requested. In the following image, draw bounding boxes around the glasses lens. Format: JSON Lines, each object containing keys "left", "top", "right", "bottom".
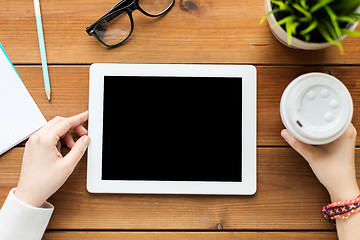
{"left": 94, "top": 11, "right": 132, "bottom": 46}
{"left": 139, "top": 0, "right": 174, "bottom": 16}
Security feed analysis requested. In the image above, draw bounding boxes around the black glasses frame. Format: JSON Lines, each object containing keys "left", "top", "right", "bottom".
{"left": 86, "top": 0, "right": 175, "bottom": 47}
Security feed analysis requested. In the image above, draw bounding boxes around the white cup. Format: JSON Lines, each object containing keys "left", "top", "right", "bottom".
{"left": 280, "top": 72, "right": 353, "bottom": 145}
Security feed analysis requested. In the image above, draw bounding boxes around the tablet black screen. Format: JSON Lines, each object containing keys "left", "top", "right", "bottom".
{"left": 102, "top": 76, "right": 242, "bottom": 182}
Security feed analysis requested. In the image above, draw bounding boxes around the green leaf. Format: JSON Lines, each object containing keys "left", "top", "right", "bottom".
{"left": 318, "top": 22, "right": 335, "bottom": 43}
{"left": 349, "top": 12, "right": 360, "bottom": 20}
{"left": 329, "top": 0, "right": 360, "bottom": 15}
{"left": 259, "top": 8, "right": 282, "bottom": 24}
{"left": 271, "top": 15, "right": 297, "bottom": 27}
{"left": 300, "top": 0, "right": 309, "bottom": 10}
{"left": 322, "top": 18, "right": 340, "bottom": 40}
{"left": 283, "top": 18, "right": 300, "bottom": 45}
{"left": 336, "top": 16, "right": 356, "bottom": 24}
{"left": 324, "top": 5, "right": 342, "bottom": 39}
{"left": 292, "top": 3, "right": 312, "bottom": 19}
{"left": 298, "top": 17, "right": 311, "bottom": 22}
{"left": 318, "top": 21, "right": 344, "bottom": 54}
{"left": 310, "top": 0, "right": 334, "bottom": 13}
{"left": 303, "top": 33, "right": 311, "bottom": 41}
{"left": 300, "top": 19, "right": 318, "bottom": 35}
{"left": 271, "top": 0, "right": 290, "bottom": 10}
{"left": 289, "top": 21, "right": 300, "bottom": 34}
{"left": 286, "top": 21, "right": 293, "bottom": 45}
{"left": 341, "top": 28, "right": 360, "bottom": 36}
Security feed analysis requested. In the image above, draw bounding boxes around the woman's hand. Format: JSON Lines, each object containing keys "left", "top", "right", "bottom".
{"left": 15, "top": 111, "right": 91, "bottom": 207}
{"left": 281, "top": 123, "right": 359, "bottom": 202}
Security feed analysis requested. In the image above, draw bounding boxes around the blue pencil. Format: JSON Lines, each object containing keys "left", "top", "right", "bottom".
{"left": 34, "top": 0, "right": 51, "bottom": 101}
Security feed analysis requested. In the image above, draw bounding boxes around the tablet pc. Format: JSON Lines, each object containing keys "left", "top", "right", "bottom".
{"left": 87, "top": 64, "right": 256, "bottom": 195}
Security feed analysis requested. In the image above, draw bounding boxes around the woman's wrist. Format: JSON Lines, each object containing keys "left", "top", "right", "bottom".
{"left": 329, "top": 185, "right": 360, "bottom": 203}
{"left": 14, "top": 188, "right": 45, "bottom": 208}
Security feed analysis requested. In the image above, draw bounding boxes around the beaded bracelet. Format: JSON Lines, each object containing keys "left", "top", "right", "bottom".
{"left": 322, "top": 195, "right": 360, "bottom": 224}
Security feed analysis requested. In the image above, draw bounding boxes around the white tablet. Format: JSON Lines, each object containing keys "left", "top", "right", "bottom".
{"left": 87, "top": 64, "right": 257, "bottom": 195}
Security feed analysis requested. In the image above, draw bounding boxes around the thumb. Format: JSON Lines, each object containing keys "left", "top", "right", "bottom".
{"left": 64, "top": 135, "right": 91, "bottom": 166}
{"left": 281, "top": 129, "right": 315, "bottom": 161}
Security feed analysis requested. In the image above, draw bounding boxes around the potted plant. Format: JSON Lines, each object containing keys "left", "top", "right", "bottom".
{"left": 260, "top": 0, "right": 360, "bottom": 53}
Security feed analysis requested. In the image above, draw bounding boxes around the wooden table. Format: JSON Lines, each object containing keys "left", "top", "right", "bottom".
{"left": 1, "top": 0, "right": 359, "bottom": 239}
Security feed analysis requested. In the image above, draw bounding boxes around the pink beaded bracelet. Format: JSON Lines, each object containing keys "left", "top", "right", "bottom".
{"left": 322, "top": 195, "right": 360, "bottom": 224}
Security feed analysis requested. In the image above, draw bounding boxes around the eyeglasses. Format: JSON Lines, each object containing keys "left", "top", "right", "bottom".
{"left": 86, "top": 0, "right": 175, "bottom": 47}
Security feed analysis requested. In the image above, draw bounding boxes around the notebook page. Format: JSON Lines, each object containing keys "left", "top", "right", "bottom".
{"left": 0, "top": 45, "right": 46, "bottom": 155}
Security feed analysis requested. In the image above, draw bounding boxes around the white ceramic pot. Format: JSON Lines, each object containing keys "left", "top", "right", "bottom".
{"left": 264, "top": 0, "right": 359, "bottom": 50}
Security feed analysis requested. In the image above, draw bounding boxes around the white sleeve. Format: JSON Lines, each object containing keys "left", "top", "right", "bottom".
{"left": 0, "top": 188, "right": 54, "bottom": 240}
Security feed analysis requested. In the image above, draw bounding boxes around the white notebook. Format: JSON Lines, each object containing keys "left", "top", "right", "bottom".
{"left": 0, "top": 43, "right": 46, "bottom": 155}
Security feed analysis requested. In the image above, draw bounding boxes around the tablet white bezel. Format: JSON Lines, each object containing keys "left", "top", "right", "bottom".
{"left": 87, "top": 64, "right": 256, "bottom": 195}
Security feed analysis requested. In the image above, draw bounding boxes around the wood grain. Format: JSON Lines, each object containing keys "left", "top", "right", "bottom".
{"left": 14, "top": 65, "right": 360, "bottom": 146}
{"left": 42, "top": 231, "right": 338, "bottom": 240}
{"left": 1, "top": 0, "right": 359, "bottom": 238}
{"left": 1, "top": 147, "right": 359, "bottom": 230}
{"left": 0, "top": 0, "right": 360, "bottom": 65}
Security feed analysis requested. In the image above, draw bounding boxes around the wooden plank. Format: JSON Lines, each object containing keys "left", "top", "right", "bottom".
{"left": 16, "top": 66, "right": 90, "bottom": 120}
{"left": 1, "top": 0, "right": 360, "bottom": 65}
{"left": 1, "top": 147, "right": 359, "bottom": 230}
{"left": 43, "top": 231, "right": 338, "bottom": 240}
{"left": 14, "top": 65, "right": 360, "bottom": 146}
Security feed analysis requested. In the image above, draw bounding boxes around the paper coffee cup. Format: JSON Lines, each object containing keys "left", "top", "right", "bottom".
{"left": 280, "top": 72, "right": 353, "bottom": 145}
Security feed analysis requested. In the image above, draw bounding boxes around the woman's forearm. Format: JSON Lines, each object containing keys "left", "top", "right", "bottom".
{"left": 330, "top": 187, "right": 360, "bottom": 240}
{"left": 337, "top": 209, "right": 360, "bottom": 240}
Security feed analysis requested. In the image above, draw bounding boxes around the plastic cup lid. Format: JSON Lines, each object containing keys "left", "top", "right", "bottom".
{"left": 280, "top": 72, "right": 353, "bottom": 145}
